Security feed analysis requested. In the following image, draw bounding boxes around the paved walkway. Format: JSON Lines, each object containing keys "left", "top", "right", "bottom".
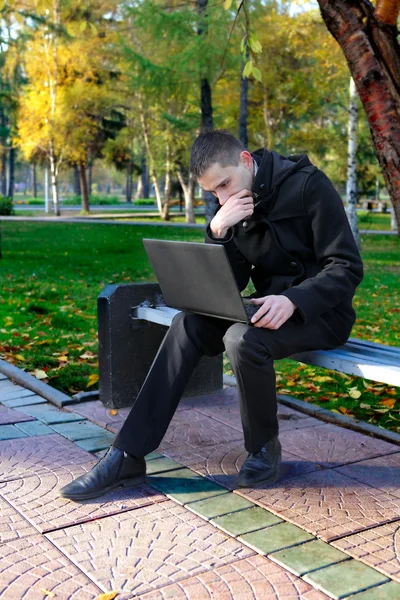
{"left": 1, "top": 372, "right": 400, "bottom": 599}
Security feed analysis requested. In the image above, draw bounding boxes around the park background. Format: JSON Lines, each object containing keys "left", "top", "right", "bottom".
{"left": 0, "top": 0, "right": 399, "bottom": 434}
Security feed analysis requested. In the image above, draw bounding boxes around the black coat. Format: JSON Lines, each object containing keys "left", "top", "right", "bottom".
{"left": 204, "top": 147, "right": 364, "bottom": 344}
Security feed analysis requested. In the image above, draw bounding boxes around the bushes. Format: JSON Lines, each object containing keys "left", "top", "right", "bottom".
{"left": 0, "top": 196, "right": 15, "bottom": 215}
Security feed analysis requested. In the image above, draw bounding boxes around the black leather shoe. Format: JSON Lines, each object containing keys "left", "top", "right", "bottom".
{"left": 58, "top": 446, "right": 146, "bottom": 501}
{"left": 237, "top": 436, "right": 281, "bottom": 487}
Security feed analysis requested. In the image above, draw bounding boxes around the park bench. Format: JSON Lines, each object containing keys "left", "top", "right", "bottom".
{"left": 97, "top": 282, "right": 400, "bottom": 409}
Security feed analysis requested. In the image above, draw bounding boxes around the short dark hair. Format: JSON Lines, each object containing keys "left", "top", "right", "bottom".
{"left": 190, "top": 129, "right": 245, "bottom": 179}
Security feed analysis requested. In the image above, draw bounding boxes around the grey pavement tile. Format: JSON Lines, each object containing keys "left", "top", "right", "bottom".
{"left": 14, "top": 420, "right": 54, "bottom": 436}
{"left": 331, "top": 521, "right": 400, "bottom": 583}
{"left": 64, "top": 399, "right": 130, "bottom": 431}
{"left": 179, "top": 386, "right": 240, "bottom": 409}
{"left": 279, "top": 423, "right": 400, "bottom": 468}
{"left": 0, "top": 433, "right": 95, "bottom": 483}
{"left": 153, "top": 408, "right": 244, "bottom": 453}
{"left": 0, "top": 380, "right": 27, "bottom": 393}
{"left": 0, "top": 534, "right": 102, "bottom": 599}
{"left": 0, "top": 406, "right": 35, "bottom": 425}
{"left": 1, "top": 394, "right": 47, "bottom": 408}
{"left": 75, "top": 434, "right": 115, "bottom": 452}
{"left": 0, "top": 497, "right": 37, "bottom": 544}
{"left": 0, "top": 373, "right": 7, "bottom": 381}
{"left": 161, "top": 439, "right": 324, "bottom": 491}
{"left": 16, "top": 404, "right": 87, "bottom": 424}
{"left": 271, "top": 539, "right": 352, "bottom": 577}
{"left": 139, "top": 554, "right": 330, "bottom": 599}
{"left": 149, "top": 467, "right": 229, "bottom": 504}
{"left": 0, "top": 388, "right": 37, "bottom": 403}
{"left": 48, "top": 420, "right": 110, "bottom": 440}
{"left": 0, "top": 470, "right": 166, "bottom": 533}
{"left": 145, "top": 456, "right": 186, "bottom": 475}
{"left": 0, "top": 425, "right": 28, "bottom": 440}
{"left": 46, "top": 499, "right": 255, "bottom": 597}
{"left": 239, "top": 522, "right": 314, "bottom": 555}
{"left": 347, "top": 581, "right": 400, "bottom": 599}
{"left": 303, "top": 559, "right": 389, "bottom": 599}
{"left": 336, "top": 453, "right": 400, "bottom": 498}
{"left": 235, "top": 468, "right": 400, "bottom": 542}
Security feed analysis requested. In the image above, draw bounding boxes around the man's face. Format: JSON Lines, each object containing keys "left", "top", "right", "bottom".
{"left": 197, "top": 150, "right": 254, "bottom": 205}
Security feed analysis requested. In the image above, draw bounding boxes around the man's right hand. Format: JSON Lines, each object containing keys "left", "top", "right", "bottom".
{"left": 210, "top": 189, "right": 254, "bottom": 238}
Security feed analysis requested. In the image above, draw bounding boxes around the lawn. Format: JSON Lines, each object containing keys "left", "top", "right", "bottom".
{"left": 0, "top": 221, "right": 399, "bottom": 433}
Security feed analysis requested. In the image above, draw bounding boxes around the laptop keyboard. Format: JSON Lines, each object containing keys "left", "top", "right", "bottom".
{"left": 242, "top": 299, "right": 260, "bottom": 321}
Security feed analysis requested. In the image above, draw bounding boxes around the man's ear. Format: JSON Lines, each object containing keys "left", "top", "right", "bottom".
{"left": 239, "top": 150, "right": 253, "bottom": 169}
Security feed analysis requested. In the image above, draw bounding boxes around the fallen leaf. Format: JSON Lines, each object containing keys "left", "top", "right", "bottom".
{"left": 95, "top": 592, "right": 119, "bottom": 600}
{"left": 338, "top": 407, "right": 354, "bottom": 416}
{"left": 380, "top": 398, "right": 396, "bottom": 409}
{"left": 32, "top": 369, "right": 47, "bottom": 380}
{"left": 360, "top": 403, "right": 371, "bottom": 409}
{"left": 348, "top": 388, "right": 361, "bottom": 399}
{"left": 109, "top": 409, "right": 118, "bottom": 416}
{"left": 39, "top": 590, "right": 55, "bottom": 598}
{"left": 15, "top": 354, "right": 25, "bottom": 361}
{"left": 86, "top": 373, "right": 99, "bottom": 388}
{"left": 313, "top": 376, "right": 333, "bottom": 383}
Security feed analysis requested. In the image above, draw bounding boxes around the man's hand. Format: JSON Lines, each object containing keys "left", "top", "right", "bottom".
{"left": 250, "top": 295, "right": 297, "bottom": 329}
{"left": 210, "top": 189, "right": 254, "bottom": 238}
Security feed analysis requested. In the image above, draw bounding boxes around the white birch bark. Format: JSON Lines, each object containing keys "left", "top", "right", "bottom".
{"left": 345, "top": 77, "right": 361, "bottom": 249}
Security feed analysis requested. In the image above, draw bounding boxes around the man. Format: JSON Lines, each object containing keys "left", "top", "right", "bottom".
{"left": 59, "top": 129, "right": 364, "bottom": 501}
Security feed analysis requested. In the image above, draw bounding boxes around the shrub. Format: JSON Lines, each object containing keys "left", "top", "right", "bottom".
{"left": 0, "top": 196, "right": 15, "bottom": 215}
{"left": 133, "top": 199, "right": 156, "bottom": 206}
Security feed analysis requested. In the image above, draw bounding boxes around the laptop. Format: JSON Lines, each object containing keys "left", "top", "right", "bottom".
{"left": 142, "top": 238, "right": 260, "bottom": 324}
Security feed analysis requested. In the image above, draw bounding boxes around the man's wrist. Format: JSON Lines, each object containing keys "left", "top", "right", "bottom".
{"left": 210, "top": 221, "right": 228, "bottom": 239}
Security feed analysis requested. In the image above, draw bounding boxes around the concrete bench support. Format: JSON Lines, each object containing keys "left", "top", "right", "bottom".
{"left": 97, "top": 282, "right": 223, "bottom": 409}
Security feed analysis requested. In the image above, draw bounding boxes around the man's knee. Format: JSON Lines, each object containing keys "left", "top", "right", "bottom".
{"left": 223, "top": 323, "right": 271, "bottom": 364}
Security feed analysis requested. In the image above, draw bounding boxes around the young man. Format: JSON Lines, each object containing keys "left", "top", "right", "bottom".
{"left": 59, "top": 130, "right": 364, "bottom": 501}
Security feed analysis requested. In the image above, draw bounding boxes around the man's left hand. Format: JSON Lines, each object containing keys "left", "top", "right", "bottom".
{"left": 250, "top": 295, "right": 297, "bottom": 329}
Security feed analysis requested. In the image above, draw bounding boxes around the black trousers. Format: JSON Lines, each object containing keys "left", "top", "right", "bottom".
{"left": 113, "top": 310, "right": 344, "bottom": 457}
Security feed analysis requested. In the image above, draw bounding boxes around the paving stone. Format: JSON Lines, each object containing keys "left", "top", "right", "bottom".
{"left": 279, "top": 423, "right": 399, "bottom": 468}
{"left": 212, "top": 506, "right": 283, "bottom": 536}
{"left": 331, "top": 521, "right": 400, "bottom": 582}
{"left": 0, "top": 534, "right": 102, "bottom": 599}
{"left": 139, "top": 554, "right": 330, "bottom": 599}
{"left": 146, "top": 451, "right": 165, "bottom": 461}
{"left": 0, "top": 424, "right": 28, "bottom": 440}
{"left": 0, "top": 433, "right": 96, "bottom": 482}
{"left": 75, "top": 434, "right": 115, "bottom": 452}
{"left": 180, "top": 386, "right": 240, "bottom": 409}
{"left": 0, "top": 406, "right": 35, "bottom": 425}
{"left": 1, "top": 394, "right": 47, "bottom": 408}
{"left": 145, "top": 456, "right": 186, "bottom": 475}
{"left": 46, "top": 499, "right": 255, "bottom": 597}
{"left": 0, "top": 373, "right": 7, "bottom": 380}
{"left": 149, "top": 467, "right": 230, "bottom": 504}
{"left": 235, "top": 468, "right": 400, "bottom": 541}
{"left": 48, "top": 420, "right": 110, "bottom": 440}
{"left": 0, "top": 380, "right": 26, "bottom": 393}
{"left": 0, "top": 470, "right": 166, "bottom": 533}
{"left": 347, "top": 580, "right": 400, "bottom": 599}
{"left": 303, "top": 558, "right": 389, "bottom": 599}
{"left": 239, "top": 522, "right": 315, "bottom": 554}
{"left": 161, "top": 439, "right": 323, "bottom": 490}
{"left": 157, "top": 408, "right": 244, "bottom": 452}
{"left": 16, "top": 404, "right": 87, "bottom": 424}
{"left": 64, "top": 399, "right": 131, "bottom": 431}
{"left": 336, "top": 453, "right": 400, "bottom": 498}
{"left": 271, "top": 539, "right": 352, "bottom": 576}
{"left": 0, "top": 388, "right": 36, "bottom": 403}
{"left": 0, "top": 497, "right": 37, "bottom": 544}
{"left": 186, "top": 493, "right": 254, "bottom": 520}
{"left": 14, "top": 420, "right": 54, "bottom": 436}
{"left": 194, "top": 401, "right": 323, "bottom": 433}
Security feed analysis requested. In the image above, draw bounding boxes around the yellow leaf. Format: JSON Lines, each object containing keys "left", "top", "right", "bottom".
{"left": 15, "top": 354, "right": 26, "bottom": 361}
{"left": 380, "top": 398, "right": 396, "bottom": 409}
{"left": 286, "top": 381, "right": 296, "bottom": 387}
{"left": 39, "top": 590, "right": 55, "bottom": 598}
{"left": 252, "top": 67, "right": 262, "bottom": 82}
{"left": 58, "top": 356, "right": 68, "bottom": 362}
{"left": 86, "top": 373, "right": 99, "bottom": 388}
{"left": 96, "top": 592, "right": 119, "bottom": 600}
{"left": 32, "top": 369, "right": 48, "bottom": 380}
{"left": 243, "top": 60, "right": 253, "bottom": 78}
{"left": 224, "top": 0, "right": 233, "bottom": 9}
{"left": 348, "top": 388, "right": 361, "bottom": 399}
{"left": 314, "top": 376, "right": 334, "bottom": 383}
{"left": 109, "top": 409, "right": 118, "bottom": 416}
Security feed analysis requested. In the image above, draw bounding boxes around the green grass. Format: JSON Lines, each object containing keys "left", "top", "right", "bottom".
{"left": 0, "top": 221, "right": 399, "bottom": 433}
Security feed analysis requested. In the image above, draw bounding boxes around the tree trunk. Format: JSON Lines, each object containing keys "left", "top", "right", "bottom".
{"left": 126, "top": 161, "right": 133, "bottom": 203}
{"left": 74, "top": 164, "right": 81, "bottom": 196}
{"left": 1, "top": 150, "right": 6, "bottom": 197}
{"left": 32, "top": 163, "right": 37, "bottom": 198}
{"left": 49, "top": 145, "right": 60, "bottom": 216}
{"left": 176, "top": 168, "right": 196, "bottom": 224}
{"left": 239, "top": 43, "right": 249, "bottom": 149}
{"left": 346, "top": 77, "right": 361, "bottom": 249}
{"left": 87, "top": 162, "right": 93, "bottom": 196}
{"left": 162, "top": 143, "right": 171, "bottom": 221}
{"left": 140, "top": 106, "right": 163, "bottom": 215}
{"left": 135, "top": 175, "right": 143, "bottom": 200}
{"left": 79, "top": 163, "right": 90, "bottom": 212}
{"left": 197, "top": 0, "right": 215, "bottom": 226}
{"left": 7, "top": 146, "right": 15, "bottom": 200}
{"left": 317, "top": 0, "right": 400, "bottom": 234}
